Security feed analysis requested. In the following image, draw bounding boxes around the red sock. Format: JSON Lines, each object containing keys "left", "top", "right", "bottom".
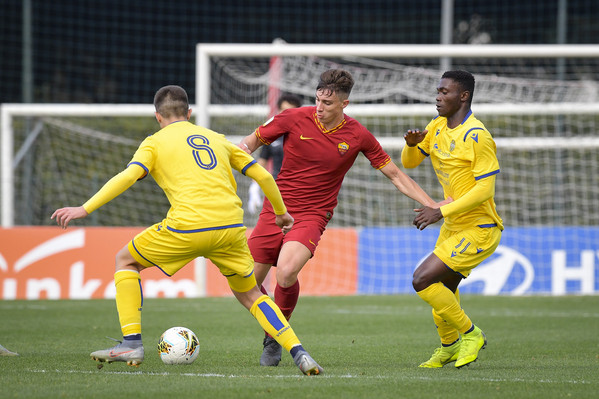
{"left": 274, "top": 280, "right": 300, "bottom": 321}
{"left": 259, "top": 284, "right": 269, "bottom": 296}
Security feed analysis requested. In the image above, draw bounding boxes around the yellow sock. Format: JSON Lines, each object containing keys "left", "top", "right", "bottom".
{"left": 432, "top": 288, "right": 461, "bottom": 345}
{"left": 114, "top": 270, "right": 143, "bottom": 336}
{"left": 432, "top": 309, "right": 460, "bottom": 345}
{"left": 417, "top": 282, "right": 472, "bottom": 334}
{"left": 250, "top": 295, "right": 301, "bottom": 352}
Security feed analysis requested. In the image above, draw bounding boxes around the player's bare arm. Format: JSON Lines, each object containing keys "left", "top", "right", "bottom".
{"left": 239, "top": 132, "right": 262, "bottom": 154}
{"left": 404, "top": 129, "right": 428, "bottom": 147}
{"left": 51, "top": 206, "right": 89, "bottom": 229}
{"left": 379, "top": 162, "right": 436, "bottom": 207}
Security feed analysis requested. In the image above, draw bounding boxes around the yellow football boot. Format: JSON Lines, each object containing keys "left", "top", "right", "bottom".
{"left": 455, "top": 326, "right": 487, "bottom": 368}
{"left": 419, "top": 341, "right": 460, "bottom": 368}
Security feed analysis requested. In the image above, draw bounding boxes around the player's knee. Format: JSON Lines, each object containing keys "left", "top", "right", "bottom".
{"left": 115, "top": 245, "right": 143, "bottom": 273}
{"left": 115, "top": 248, "right": 130, "bottom": 271}
{"left": 412, "top": 278, "right": 424, "bottom": 292}
{"left": 276, "top": 270, "right": 299, "bottom": 288}
{"left": 412, "top": 269, "right": 429, "bottom": 292}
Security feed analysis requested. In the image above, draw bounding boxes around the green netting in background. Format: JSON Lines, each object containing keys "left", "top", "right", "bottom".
{"left": 1, "top": 0, "right": 598, "bottom": 104}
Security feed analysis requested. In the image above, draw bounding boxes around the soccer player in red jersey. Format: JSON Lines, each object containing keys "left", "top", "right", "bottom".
{"left": 239, "top": 69, "right": 443, "bottom": 367}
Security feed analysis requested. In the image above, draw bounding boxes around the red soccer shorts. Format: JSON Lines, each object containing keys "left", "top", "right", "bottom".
{"left": 248, "top": 207, "right": 329, "bottom": 265}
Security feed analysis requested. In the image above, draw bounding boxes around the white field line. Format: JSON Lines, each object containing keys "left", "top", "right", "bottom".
{"left": 28, "top": 368, "right": 372, "bottom": 379}
{"left": 28, "top": 369, "right": 593, "bottom": 385}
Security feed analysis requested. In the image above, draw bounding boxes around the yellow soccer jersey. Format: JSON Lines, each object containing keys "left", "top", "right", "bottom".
{"left": 408, "top": 111, "right": 503, "bottom": 231}
{"left": 129, "top": 120, "right": 256, "bottom": 231}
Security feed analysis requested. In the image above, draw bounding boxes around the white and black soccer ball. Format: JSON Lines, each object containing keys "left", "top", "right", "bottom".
{"left": 158, "top": 326, "right": 200, "bottom": 365}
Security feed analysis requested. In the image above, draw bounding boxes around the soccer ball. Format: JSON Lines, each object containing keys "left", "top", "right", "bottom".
{"left": 157, "top": 326, "right": 200, "bottom": 365}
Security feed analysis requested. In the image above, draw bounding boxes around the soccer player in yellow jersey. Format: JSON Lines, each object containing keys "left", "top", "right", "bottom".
{"left": 401, "top": 70, "right": 503, "bottom": 368}
{"left": 51, "top": 85, "right": 323, "bottom": 375}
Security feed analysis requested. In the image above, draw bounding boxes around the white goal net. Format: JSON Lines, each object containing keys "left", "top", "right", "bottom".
{"left": 195, "top": 43, "right": 599, "bottom": 225}
{"left": 2, "top": 44, "right": 599, "bottom": 295}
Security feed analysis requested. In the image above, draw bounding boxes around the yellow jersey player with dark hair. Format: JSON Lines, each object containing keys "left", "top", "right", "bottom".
{"left": 51, "top": 85, "right": 323, "bottom": 376}
{"left": 402, "top": 70, "right": 503, "bottom": 369}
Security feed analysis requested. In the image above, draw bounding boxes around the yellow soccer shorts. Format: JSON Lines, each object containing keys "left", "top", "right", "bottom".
{"left": 128, "top": 222, "right": 256, "bottom": 291}
{"left": 433, "top": 224, "right": 502, "bottom": 278}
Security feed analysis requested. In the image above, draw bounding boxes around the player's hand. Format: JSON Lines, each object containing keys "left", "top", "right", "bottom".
{"left": 238, "top": 141, "right": 252, "bottom": 154}
{"left": 413, "top": 206, "right": 443, "bottom": 230}
{"left": 434, "top": 196, "right": 453, "bottom": 208}
{"left": 247, "top": 181, "right": 263, "bottom": 214}
{"left": 275, "top": 212, "right": 294, "bottom": 235}
{"left": 51, "top": 206, "right": 88, "bottom": 229}
{"left": 404, "top": 129, "right": 428, "bottom": 147}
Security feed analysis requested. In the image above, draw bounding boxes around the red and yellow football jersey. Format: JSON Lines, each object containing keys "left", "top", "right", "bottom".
{"left": 255, "top": 106, "right": 390, "bottom": 215}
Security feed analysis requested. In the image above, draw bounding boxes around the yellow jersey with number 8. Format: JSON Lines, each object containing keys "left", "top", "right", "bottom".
{"left": 129, "top": 120, "right": 256, "bottom": 231}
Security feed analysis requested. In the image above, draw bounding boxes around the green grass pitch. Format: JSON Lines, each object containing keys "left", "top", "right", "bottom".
{"left": 1, "top": 295, "right": 598, "bottom": 398}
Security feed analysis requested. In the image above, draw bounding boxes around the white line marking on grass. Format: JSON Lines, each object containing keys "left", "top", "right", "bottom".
{"left": 26, "top": 369, "right": 594, "bottom": 385}
{"left": 28, "top": 369, "right": 379, "bottom": 379}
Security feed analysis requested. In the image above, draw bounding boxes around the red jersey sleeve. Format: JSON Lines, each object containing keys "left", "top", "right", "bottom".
{"left": 354, "top": 121, "right": 391, "bottom": 170}
{"left": 255, "top": 106, "right": 307, "bottom": 144}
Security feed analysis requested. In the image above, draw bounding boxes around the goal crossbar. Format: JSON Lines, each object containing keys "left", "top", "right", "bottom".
{"left": 195, "top": 43, "right": 599, "bottom": 127}
{"left": 4, "top": 101, "right": 599, "bottom": 227}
